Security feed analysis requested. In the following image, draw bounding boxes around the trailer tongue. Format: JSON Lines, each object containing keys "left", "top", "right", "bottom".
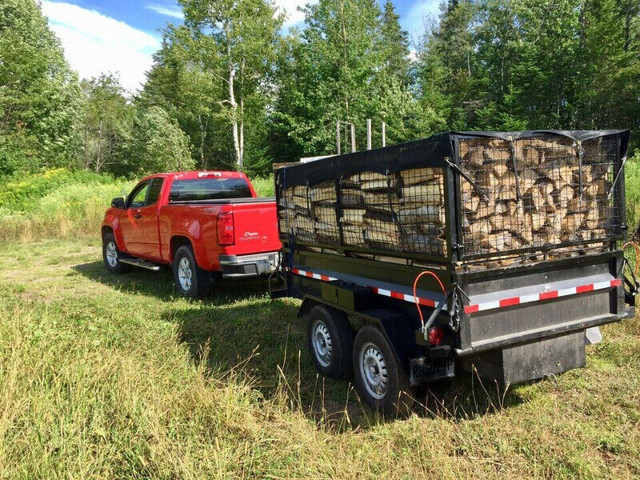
{"left": 272, "top": 130, "right": 637, "bottom": 415}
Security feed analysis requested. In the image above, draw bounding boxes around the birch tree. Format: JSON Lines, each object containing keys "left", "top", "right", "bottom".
{"left": 179, "top": 0, "right": 282, "bottom": 169}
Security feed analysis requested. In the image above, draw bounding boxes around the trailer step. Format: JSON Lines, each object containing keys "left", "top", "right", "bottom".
{"left": 119, "top": 258, "right": 161, "bottom": 271}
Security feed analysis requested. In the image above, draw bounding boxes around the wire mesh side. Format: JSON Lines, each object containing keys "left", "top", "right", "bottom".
{"left": 277, "top": 167, "right": 447, "bottom": 257}
{"left": 458, "top": 134, "right": 620, "bottom": 257}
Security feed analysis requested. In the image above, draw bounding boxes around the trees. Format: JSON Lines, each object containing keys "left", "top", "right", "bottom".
{"left": 0, "top": 0, "right": 80, "bottom": 175}
{"left": 119, "top": 106, "right": 194, "bottom": 177}
{"left": 79, "top": 75, "right": 133, "bottom": 173}
{"left": 179, "top": 0, "right": 282, "bottom": 169}
{"left": 270, "top": 0, "right": 423, "bottom": 162}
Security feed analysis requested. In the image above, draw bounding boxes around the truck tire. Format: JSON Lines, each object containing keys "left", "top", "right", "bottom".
{"left": 307, "top": 305, "right": 354, "bottom": 379}
{"left": 102, "top": 232, "right": 131, "bottom": 274}
{"left": 353, "top": 326, "right": 414, "bottom": 416}
{"left": 173, "top": 245, "right": 211, "bottom": 297}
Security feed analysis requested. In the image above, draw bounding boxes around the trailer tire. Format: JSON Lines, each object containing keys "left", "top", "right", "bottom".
{"left": 102, "top": 232, "right": 131, "bottom": 274}
{"left": 173, "top": 245, "right": 211, "bottom": 297}
{"left": 353, "top": 326, "right": 414, "bottom": 416}
{"left": 307, "top": 305, "right": 354, "bottom": 379}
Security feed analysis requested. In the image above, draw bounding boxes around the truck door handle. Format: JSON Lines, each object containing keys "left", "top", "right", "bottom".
{"left": 133, "top": 213, "right": 142, "bottom": 219}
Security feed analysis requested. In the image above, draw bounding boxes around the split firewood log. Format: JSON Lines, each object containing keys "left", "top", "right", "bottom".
{"left": 313, "top": 205, "right": 336, "bottom": 224}
{"left": 396, "top": 204, "right": 445, "bottom": 224}
{"left": 342, "top": 225, "right": 365, "bottom": 246}
{"left": 340, "top": 188, "right": 363, "bottom": 206}
{"left": 310, "top": 182, "right": 337, "bottom": 203}
{"left": 340, "top": 208, "right": 366, "bottom": 225}
{"left": 399, "top": 168, "right": 440, "bottom": 186}
{"left": 401, "top": 183, "right": 442, "bottom": 205}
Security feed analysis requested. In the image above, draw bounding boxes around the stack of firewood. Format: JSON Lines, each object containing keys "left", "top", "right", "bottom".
{"left": 459, "top": 136, "right": 613, "bottom": 254}
{"left": 279, "top": 168, "right": 447, "bottom": 254}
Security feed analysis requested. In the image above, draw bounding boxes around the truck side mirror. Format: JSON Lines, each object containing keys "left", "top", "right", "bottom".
{"left": 111, "top": 197, "right": 125, "bottom": 209}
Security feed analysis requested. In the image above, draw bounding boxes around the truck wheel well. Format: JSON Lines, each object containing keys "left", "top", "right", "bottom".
{"left": 101, "top": 226, "right": 113, "bottom": 239}
{"left": 170, "top": 236, "right": 192, "bottom": 261}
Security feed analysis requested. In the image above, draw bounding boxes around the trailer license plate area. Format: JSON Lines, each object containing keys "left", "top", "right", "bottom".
{"left": 409, "top": 357, "right": 455, "bottom": 386}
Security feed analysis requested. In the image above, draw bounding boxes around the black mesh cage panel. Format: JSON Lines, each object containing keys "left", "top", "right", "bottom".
{"left": 278, "top": 168, "right": 447, "bottom": 256}
{"left": 457, "top": 133, "right": 624, "bottom": 257}
{"left": 275, "top": 130, "right": 628, "bottom": 263}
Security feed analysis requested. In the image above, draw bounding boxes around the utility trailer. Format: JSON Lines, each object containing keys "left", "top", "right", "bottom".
{"left": 271, "top": 130, "right": 637, "bottom": 415}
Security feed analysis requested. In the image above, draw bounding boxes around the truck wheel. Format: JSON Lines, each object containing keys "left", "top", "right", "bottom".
{"left": 353, "top": 326, "right": 414, "bottom": 416}
{"left": 102, "top": 232, "right": 131, "bottom": 274}
{"left": 307, "top": 305, "right": 354, "bottom": 379}
{"left": 173, "top": 245, "right": 211, "bottom": 297}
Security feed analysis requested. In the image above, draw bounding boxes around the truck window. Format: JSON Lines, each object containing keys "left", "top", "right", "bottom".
{"left": 147, "top": 178, "right": 164, "bottom": 205}
{"left": 128, "top": 181, "right": 150, "bottom": 208}
{"left": 169, "top": 178, "right": 252, "bottom": 202}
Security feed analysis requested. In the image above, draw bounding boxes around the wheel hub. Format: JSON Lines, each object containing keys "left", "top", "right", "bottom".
{"left": 360, "top": 343, "right": 388, "bottom": 400}
{"left": 178, "top": 257, "right": 192, "bottom": 290}
{"left": 312, "top": 321, "right": 332, "bottom": 368}
{"left": 106, "top": 242, "right": 118, "bottom": 267}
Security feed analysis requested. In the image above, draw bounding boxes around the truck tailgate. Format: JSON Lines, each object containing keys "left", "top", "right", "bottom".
{"left": 231, "top": 199, "right": 281, "bottom": 255}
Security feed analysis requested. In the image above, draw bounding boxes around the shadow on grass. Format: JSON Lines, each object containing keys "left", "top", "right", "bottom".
{"left": 73, "top": 261, "right": 269, "bottom": 305}
{"left": 74, "top": 260, "right": 529, "bottom": 429}
{"left": 168, "top": 302, "right": 529, "bottom": 429}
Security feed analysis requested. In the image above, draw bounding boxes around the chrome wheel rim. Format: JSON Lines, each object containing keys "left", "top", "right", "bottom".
{"left": 106, "top": 241, "right": 118, "bottom": 267}
{"left": 178, "top": 257, "right": 192, "bottom": 291}
{"left": 311, "top": 320, "right": 332, "bottom": 368}
{"left": 359, "top": 342, "right": 388, "bottom": 400}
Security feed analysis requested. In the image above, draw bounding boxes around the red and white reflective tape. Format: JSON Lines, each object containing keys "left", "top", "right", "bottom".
{"left": 464, "top": 278, "right": 622, "bottom": 314}
{"left": 291, "top": 268, "right": 338, "bottom": 282}
{"left": 371, "top": 287, "right": 442, "bottom": 309}
{"left": 291, "top": 268, "right": 446, "bottom": 310}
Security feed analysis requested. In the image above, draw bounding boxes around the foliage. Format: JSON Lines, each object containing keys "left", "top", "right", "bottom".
{"left": 0, "top": 0, "right": 81, "bottom": 175}
{"left": 78, "top": 74, "right": 134, "bottom": 173}
{"left": 116, "top": 106, "right": 194, "bottom": 177}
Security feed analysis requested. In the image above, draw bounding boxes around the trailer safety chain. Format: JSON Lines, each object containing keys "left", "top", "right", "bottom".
{"left": 413, "top": 270, "right": 449, "bottom": 340}
{"left": 443, "top": 156, "right": 490, "bottom": 202}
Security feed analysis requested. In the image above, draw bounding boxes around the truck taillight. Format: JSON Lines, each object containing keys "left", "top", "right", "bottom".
{"left": 217, "top": 212, "right": 234, "bottom": 246}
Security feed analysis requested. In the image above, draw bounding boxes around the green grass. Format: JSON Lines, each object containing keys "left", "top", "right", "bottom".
{"left": 0, "top": 238, "right": 638, "bottom": 478}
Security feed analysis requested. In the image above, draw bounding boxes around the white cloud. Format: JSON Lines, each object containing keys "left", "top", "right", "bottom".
{"left": 275, "top": 0, "right": 316, "bottom": 28}
{"left": 41, "top": 1, "right": 160, "bottom": 93}
{"left": 401, "top": 0, "right": 441, "bottom": 42}
{"left": 146, "top": 3, "right": 184, "bottom": 20}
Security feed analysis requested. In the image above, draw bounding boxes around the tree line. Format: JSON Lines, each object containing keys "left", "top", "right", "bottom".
{"left": 1, "top": 0, "right": 639, "bottom": 178}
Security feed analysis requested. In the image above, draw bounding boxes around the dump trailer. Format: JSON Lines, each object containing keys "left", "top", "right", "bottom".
{"left": 272, "top": 130, "right": 637, "bottom": 414}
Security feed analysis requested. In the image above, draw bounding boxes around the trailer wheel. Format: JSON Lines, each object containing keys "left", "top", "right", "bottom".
{"left": 102, "top": 232, "right": 131, "bottom": 274}
{"left": 353, "top": 326, "right": 414, "bottom": 416}
{"left": 307, "top": 305, "right": 354, "bottom": 379}
{"left": 173, "top": 245, "right": 211, "bottom": 297}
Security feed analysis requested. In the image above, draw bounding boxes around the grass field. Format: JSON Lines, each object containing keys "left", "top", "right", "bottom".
{"left": 0, "top": 237, "right": 638, "bottom": 478}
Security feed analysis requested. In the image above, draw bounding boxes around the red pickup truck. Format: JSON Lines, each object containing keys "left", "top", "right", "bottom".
{"left": 101, "top": 171, "right": 281, "bottom": 297}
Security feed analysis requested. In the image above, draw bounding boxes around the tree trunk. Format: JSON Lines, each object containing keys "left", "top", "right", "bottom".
{"left": 95, "top": 120, "right": 103, "bottom": 172}
{"left": 225, "top": 24, "right": 242, "bottom": 170}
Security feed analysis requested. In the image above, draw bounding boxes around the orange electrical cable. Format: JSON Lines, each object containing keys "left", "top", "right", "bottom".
{"left": 412, "top": 270, "right": 447, "bottom": 328}
{"left": 623, "top": 241, "right": 640, "bottom": 276}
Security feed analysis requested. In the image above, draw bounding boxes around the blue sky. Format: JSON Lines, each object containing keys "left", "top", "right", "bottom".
{"left": 42, "top": 0, "right": 441, "bottom": 93}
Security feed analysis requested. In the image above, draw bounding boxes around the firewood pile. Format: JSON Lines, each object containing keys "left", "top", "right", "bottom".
{"left": 278, "top": 168, "right": 447, "bottom": 255}
{"left": 458, "top": 136, "right": 615, "bottom": 255}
